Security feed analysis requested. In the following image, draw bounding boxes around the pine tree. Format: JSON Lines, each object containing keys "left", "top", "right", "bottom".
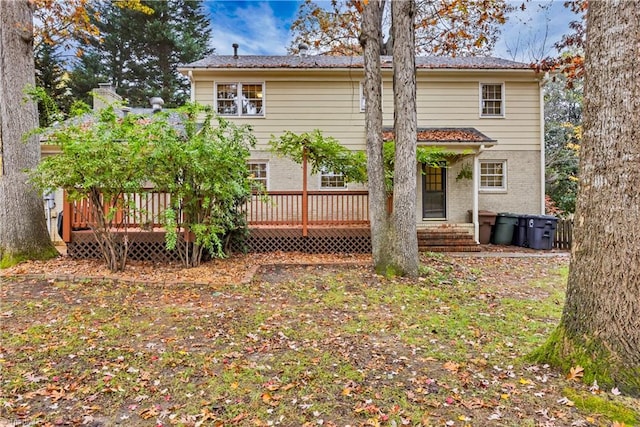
{"left": 70, "top": 0, "right": 213, "bottom": 108}
{"left": 34, "top": 42, "right": 72, "bottom": 125}
{"left": 69, "top": 1, "right": 132, "bottom": 105}
{"left": 68, "top": 51, "right": 108, "bottom": 107}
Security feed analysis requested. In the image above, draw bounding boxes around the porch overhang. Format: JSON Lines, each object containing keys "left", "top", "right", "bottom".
{"left": 384, "top": 127, "right": 498, "bottom": 245}
{"left": 382, "top": 127, "right": 497, "bottom": 152}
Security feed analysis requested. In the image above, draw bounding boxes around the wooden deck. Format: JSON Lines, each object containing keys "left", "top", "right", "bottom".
{"left": 62, "top": 190, "right": 374, "bottom": 258}
{"left": 61, "top": 190, "right": 490, "bottom": 260}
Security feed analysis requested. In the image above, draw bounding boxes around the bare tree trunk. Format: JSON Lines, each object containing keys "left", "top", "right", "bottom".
{"left": 87, "top": 189, "right": 129, "bottom": 272}
{"left": 360, "top": 0, "right": 391, "bottom": 273}
{"left": 534, "top": 1, "right": 640, "bottom": 395}
{"left": 389, "top": 0, "right": 418, "bottom": 277}
{"left": 0, "top": 0, "right": 57, "bottom": 266}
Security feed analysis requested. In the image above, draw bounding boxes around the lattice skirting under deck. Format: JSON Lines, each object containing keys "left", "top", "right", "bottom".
{"left": 234, "top": 228, "right": 371, "bottom": 254}
{"left": 232, "top": 228, "right": 371, "bottom": 253}
{"left": 68, "top": 228, "right": 372, "bottom": 261}
{"left": 68, "top": 231, "right": 182, "bottom": 262}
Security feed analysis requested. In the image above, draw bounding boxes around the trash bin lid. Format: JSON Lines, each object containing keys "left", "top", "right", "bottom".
{"left": 528, "top": 214, "right": 558, "bottom": 221}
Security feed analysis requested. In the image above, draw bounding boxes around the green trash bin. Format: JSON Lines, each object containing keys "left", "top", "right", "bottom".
{"left": 492, "top": 212, "right": 518, "bottom": 245}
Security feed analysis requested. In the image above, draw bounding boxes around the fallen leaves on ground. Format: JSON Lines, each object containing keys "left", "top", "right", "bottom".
{"left": 1, "top": 251, "right": 637, "bottom": 426}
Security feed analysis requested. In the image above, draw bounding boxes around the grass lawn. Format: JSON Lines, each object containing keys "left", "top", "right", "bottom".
{"left": 1, "top": 252, "right": 638, "bottom": 426}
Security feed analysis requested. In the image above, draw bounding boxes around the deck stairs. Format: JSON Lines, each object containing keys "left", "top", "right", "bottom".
{"left": 417, "top": 225, "right": 480, "bottom": 253}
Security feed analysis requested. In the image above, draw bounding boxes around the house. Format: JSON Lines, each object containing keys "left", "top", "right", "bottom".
{"left": 178, "top": 52, "right": 545, "bottom": 252}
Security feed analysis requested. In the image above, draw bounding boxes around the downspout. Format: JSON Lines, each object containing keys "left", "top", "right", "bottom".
{"left": 188, "top": 70, "right": 195, "bottom": 103}
{"left": 539, "top": 78, "right": 546, "bottom": 214}
{"left": 473, "top": 144, "right": 486, "bottom": 243}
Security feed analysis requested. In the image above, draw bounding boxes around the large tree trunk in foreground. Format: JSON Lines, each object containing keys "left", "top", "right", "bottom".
{"left": 360, "top": 0, "right": 391, "bottom": 273}
{"left": 389, "top": 0, "right": 418, "bottom": 277}
{"left": 534, "top": 1, "right": 640, "bottom": 395}
{"left": 0, "top": 1, "right": 57, "bottom": 266}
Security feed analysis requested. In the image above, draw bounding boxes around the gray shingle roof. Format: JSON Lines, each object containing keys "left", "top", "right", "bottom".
{"left": 182, "top": 55, "right": 531, "bottom": 70}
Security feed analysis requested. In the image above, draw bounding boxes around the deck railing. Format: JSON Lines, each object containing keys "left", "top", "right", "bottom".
{"left": 62, "top": 192, "right": 173, "bottom": 241}
{"left": 63, "top": 190, "right": 371, "bottom": 242}
{"left": 245, "top": 191, "right": 370, "bottom": 226}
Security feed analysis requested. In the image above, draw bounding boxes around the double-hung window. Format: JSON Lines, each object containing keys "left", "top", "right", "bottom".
{"left": 480, "top": 83, "right": 504, "bottom": 117}
{"left": 248, "top": 162, "right": 268, "bottom": 190}
{"left": 216, "top": 82, "right": 264, "bottom": 116}
{"left": 480, "top": 160, "right": 507, "bottom": 191}
{"left": 320, "top": 168, "right": 346, "bottom": 189}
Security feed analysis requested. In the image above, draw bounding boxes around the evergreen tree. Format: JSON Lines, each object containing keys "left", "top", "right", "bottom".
{"left": 68, "top": 51, "right": 109, "bottom": 107}
{"left": 69, "top": 0, "right": 213, "bottom": 108}
{"left": 34, "top": 42, "right": 71, "bottom": 126}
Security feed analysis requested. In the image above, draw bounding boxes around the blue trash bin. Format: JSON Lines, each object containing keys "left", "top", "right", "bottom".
{"left": 526, "top": 215, "right": 558, "bottom": 250}
{"left": 512, "top": 215, "right": 530, "bottom": 247}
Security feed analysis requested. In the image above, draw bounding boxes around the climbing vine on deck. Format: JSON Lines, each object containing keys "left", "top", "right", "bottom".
{"left": 269, "top": 130, "right": 467, "bottom": 193}
{"left": 269, "top": 129, "right": 368, "bottom": 184}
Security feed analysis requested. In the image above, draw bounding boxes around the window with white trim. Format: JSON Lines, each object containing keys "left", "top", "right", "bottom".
{"left": 320, "top": 168, "right": 346, "bottom": 189}
{"left": 248, "top": 162, "right": 268, "bottom": 190}
{"left": 480, "top": 160, "right": 506, "bottom": 190}
{"left": 216, "top": 82, "right": 264, "bottom": 116}
{"left": 480, "top": 83, "right": 504, "bottom": 117}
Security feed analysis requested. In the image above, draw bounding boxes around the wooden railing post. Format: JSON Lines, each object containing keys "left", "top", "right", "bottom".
{"left": 302, "top": 148, "right": 308, "bottom": 237}
{"left": 62, "top": 191, "right": 72, "bottom": 243}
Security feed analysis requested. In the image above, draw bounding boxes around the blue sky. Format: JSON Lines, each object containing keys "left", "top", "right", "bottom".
{"left": 204, "top": 0, "right": 575, "bottom": 61}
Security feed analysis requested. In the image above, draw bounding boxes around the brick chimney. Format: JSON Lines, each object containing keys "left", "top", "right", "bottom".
{"left": 93, "top": 83, "right": 122, "bottom": 111}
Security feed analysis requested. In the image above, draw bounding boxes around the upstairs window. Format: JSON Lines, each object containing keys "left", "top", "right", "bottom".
{"left": 480, "top": 83, "right": 504, "bottom": 117}
{"left": 480, "top": 160, "right": 506, "bottom": 191}
{"left": 216, "top": 82, "right": 264, "bottom": 116}
{"left": 320, "top": 168, "right": 346, "bottom": 189}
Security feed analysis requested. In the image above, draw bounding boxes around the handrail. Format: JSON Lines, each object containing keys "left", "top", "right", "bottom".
{"left": 62, "top": 190, "right": 371, "bottom": 243}
{"left": 244, "top": 191, "right": 370, "bottom": 226}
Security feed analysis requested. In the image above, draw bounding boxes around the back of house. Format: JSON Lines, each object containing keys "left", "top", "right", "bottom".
{"left": 179, "top": 51, "right": 544, "bottom": 248}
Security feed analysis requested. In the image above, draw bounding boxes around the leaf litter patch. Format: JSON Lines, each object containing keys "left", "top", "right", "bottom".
{"left": 1, "top": 253, "right": 638, "bottom": 426}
